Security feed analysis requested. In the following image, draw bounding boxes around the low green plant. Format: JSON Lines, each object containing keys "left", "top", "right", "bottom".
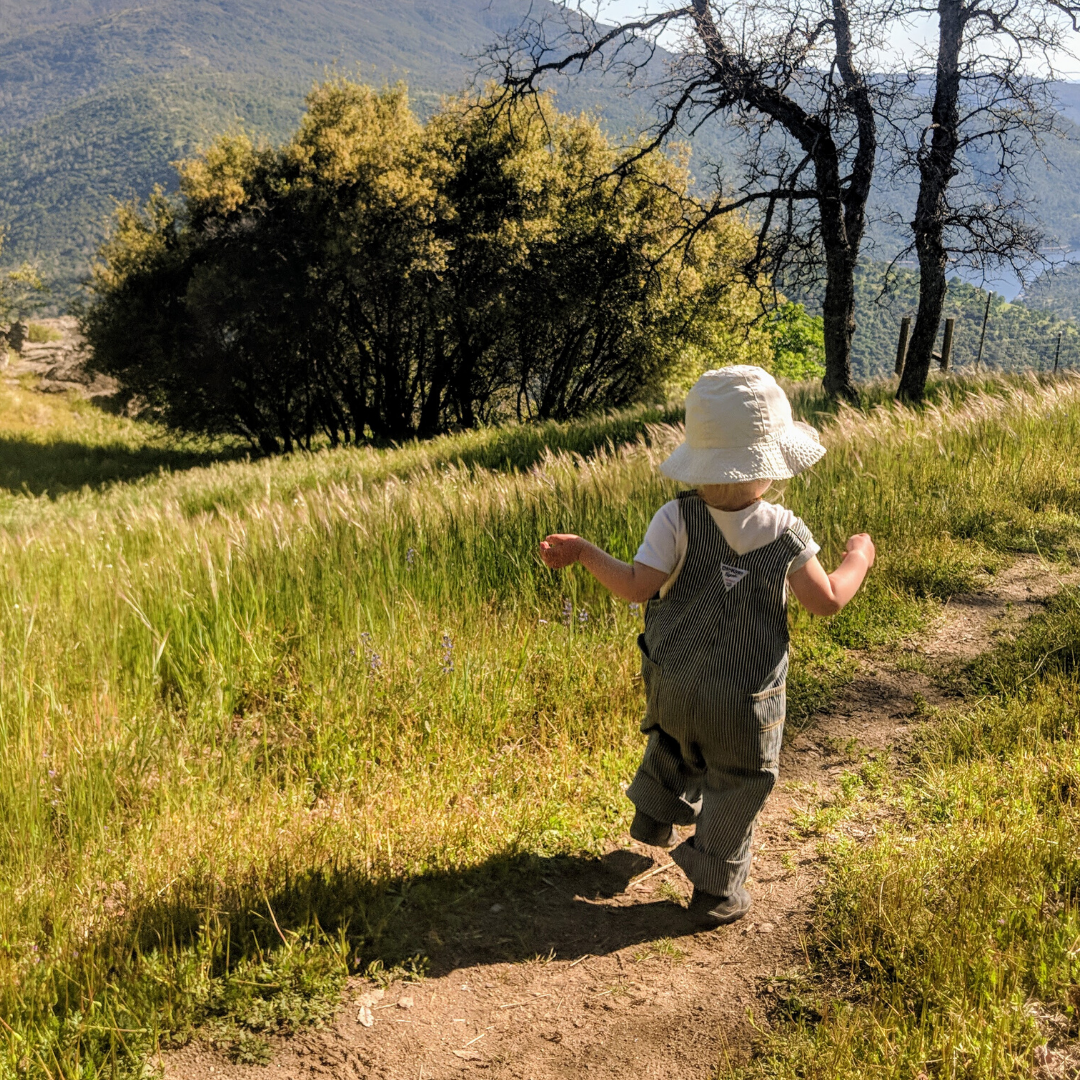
{"left": 230, "top": 1033, "right": 274, "bottom": 1066}
{"left": 25, "top": 322, "right": 62, "bottom": 344}
{"left": 633, "top": 937, "right": 687, "bottom": 963}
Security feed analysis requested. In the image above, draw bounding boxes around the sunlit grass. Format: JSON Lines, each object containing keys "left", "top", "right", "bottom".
{"left": 0, "top": 371, "right": 1078, "bottom": 1076}
{"left": 739, "top": 591, "right": 1080, "bottom": 1080}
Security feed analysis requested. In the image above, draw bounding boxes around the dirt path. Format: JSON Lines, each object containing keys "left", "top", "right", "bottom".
{"left": 164, "top": 557, "right": 1079, "bottom": 1080}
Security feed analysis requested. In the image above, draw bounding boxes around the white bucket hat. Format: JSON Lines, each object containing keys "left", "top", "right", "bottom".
{"left": 660, "top": 366, "right": 826, "bottom": 484}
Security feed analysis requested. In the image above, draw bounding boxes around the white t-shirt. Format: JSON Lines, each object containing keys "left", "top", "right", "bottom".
{"left": 635, "top": 499, "right": 819, "bottom": 595}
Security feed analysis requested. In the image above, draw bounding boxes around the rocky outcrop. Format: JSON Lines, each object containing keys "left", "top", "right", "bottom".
{"left": 6, "top": 316, "right": 120, "bottom": 399}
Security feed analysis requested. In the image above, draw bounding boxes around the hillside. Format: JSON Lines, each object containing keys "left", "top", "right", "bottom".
{"left": 0, "top": 0, "right": 635, "bottom": 304}
{"left": 2, "top": 1, "right": 1080, "bottom": 311}
{"left": 1020, "top": 260, "right": 1080, "bottom": 321}
{"left": 792, "top": 262, "right": 1080, "bottom": 379}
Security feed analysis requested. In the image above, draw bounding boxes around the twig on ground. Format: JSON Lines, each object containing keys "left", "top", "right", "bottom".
{"left": 628, "top": 861, "right": 676, "bottom": 889}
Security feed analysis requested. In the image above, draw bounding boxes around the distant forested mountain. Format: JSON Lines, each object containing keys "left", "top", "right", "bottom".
{"left": 792, "top": 263, "right": 1080, "bottom": 380}
{"left": 1021, "top": 262, "right": 1080, "bottom": 322}
{"left": 0, "top": 0, "right": 641, "bottom": 303}
{"left": 2, "top": 0, "right": 1080, "bottom": 320}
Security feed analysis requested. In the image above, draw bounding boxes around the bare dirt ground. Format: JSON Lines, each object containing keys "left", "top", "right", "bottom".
{"left": 163, "top": 556, "right": 1080, "bottom": 1080}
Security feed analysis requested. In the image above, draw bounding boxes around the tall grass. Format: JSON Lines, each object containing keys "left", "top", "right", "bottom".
{"left": 740, "top": 590, "right": 1080, "bottom": 1080}
{"left": 1, "top": 373, "right": 1080, "bottom": 1076}
{"left": 0, "top": 394, "right": 687, "bottom": 527}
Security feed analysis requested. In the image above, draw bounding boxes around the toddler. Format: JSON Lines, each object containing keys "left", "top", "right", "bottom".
{"left": 539, "top": 366, "right": 874, "bottom": 926}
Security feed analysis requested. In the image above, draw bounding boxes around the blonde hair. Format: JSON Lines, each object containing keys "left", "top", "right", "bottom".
{"left": 697, "top": 479, "right": 773, "bottom": 511}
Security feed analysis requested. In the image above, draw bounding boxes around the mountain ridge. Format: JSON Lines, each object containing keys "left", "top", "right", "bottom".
{"left": 3, "top": 0, "right": 1080, "bottom": 319}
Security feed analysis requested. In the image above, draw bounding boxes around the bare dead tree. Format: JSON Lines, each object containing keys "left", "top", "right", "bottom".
{"left": 893, "top": 0, "right": 1079, "bottom": 400}
{"left": 486, "top": 0, "right": 900, "bottom": 402}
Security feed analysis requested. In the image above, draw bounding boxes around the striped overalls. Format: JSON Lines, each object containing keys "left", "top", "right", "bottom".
{"left": 627, "top": 492, "right": 812, "bottom": 897}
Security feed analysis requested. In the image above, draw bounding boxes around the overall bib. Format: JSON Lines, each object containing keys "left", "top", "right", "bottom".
{"left": 626, "top": 492, "right": 812, "bottom": 897}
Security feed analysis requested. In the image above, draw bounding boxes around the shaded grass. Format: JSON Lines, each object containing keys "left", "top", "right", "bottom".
{"left": 1, "top": 373, "right": 1079, "bottom": 1076}
{"left": 0, "top": 369, "right": 1030, "bottom": 529}
{"left": 0, "top": 379, "right": 247, "bottom": 498}
{"left": 0, "top": 393, "right": 686, "bottom": 529}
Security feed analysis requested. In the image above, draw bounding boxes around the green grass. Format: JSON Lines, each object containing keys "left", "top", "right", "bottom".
{"left": 0, "top": 368, "right": 1016, "bottom": 526}
{"left": 0, "top": 392, "right": 685, "bottom": 526}
{"left": 25, "top": 324, "right": 61, "bottom": 344}
{"left": 1, "top": 372, "right": 1080, "bottom": 1077}
{"left": 738, "top": 590, "right": 1080, "bottom": 1080}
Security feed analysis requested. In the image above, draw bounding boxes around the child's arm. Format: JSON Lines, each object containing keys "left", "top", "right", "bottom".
{"left": 788, "top": 534, "right": 875, "bottom": 617}
{"left": 539, "top": 534, "right": 670, "bottom": 603}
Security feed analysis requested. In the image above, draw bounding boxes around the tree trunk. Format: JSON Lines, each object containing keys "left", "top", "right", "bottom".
{"left": 897, "top": 0, "right": 963, "bottom": 402}
{"left": 897, "top": 233, "right": 949, "bottom": 400}
{"left": 821, "top": 246, "right": 859, "bottom": 401}
{"left": 813, "top": 131, "right": 861, "bottom": 402}
{"left": 418, "top": 329, "right": 448, "bottom": 437}
{"left": 688, "top": 0, "right": 868, "bottom": 403}
{"left": 823, "top": 0, "right": 873, "bottom": 404}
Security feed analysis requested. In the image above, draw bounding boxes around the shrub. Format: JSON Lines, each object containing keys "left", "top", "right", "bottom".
{"left": 82, "top": 80, "right": 771, "bottom": 453}
{"left": 767, "top": 302, "right": 826, "bottom": 380}
{"left": 26, "top": 322, "right": 61, "bottom": 344}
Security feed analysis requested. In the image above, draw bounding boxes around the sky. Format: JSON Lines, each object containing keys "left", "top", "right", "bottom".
{"left": 595, "top": 0, "right": 1080, "bottom": 80}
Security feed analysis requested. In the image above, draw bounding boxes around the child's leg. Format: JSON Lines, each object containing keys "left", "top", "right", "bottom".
{"left": 625, "top": 728, "right": 702, "bottom": 827}
{"left": 670, "top": 766, "right": 777, "bottom": 897}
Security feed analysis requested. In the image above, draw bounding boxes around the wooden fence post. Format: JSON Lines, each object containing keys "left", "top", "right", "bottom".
{"left": 975, "top": 292, "right": 992, "bottom": 371}
{"left": 895, "top": 316, "right": 911, "bottom": 376}
{"left": 939, "top": 318, "right": 955, "bottom": 371}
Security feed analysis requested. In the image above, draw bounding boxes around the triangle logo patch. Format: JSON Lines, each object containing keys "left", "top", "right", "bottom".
{"left": 721, "top": 563, "right": 749, "bottom": 592}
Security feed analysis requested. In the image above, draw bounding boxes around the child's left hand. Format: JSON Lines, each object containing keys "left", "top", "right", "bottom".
{"left": 539, "top": 534, "right": 584, "bottom": 569}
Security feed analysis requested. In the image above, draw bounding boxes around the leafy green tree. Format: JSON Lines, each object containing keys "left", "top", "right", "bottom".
{"left": 766, "top": 303, "right": 826, "bottom": 380}
{"left": 0, "top": 230, "right": 46, "bottom": 327}
{"left": 83, "top": 79, "right": 771, "bottom": 451}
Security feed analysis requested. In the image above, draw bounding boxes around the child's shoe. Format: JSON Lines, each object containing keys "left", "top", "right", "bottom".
{"left": 629, "top": 809, "right": 679, "bottom": 849}
{"left": 689, "top": 884, "right": 753, "bottom": 926}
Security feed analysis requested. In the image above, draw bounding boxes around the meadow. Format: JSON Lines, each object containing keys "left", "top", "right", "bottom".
{"left": 1, "top": 372, "right": 1080, "bottom": 1078}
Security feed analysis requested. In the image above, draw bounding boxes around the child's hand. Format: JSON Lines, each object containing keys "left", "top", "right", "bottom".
{"left": 539, "top": 534, "right": 585, "bottom": 570}
{"left": 790, "top": 533, "right": 875, "bottom": 616}
{"left": 842, "top": 533, "right": 876, "bottom": 569}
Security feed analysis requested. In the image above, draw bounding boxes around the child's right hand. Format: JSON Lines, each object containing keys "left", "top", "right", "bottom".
{"left": 842, "top": 533, "right": 876, "bottom": 568}
{"left": 539, "top": 534, "right": 584, "bottom": 570}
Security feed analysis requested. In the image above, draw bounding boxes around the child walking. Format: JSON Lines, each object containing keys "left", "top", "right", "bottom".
{"left": 539, "top": 366, "right": 874, "bottom": 927}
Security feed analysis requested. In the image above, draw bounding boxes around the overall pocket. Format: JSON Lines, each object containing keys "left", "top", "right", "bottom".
{"left": 638, "top": 634, "right": 664, "bottom": 729}
{"left": 749, "top": 682, "right": 786, "bottom": 770}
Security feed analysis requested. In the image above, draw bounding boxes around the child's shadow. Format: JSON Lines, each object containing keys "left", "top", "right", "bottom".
{"left": 131, "top": 848, "right": 697, "bottom": 983}
{"left": 406, "top": 848, "right": 696, "bottom": 977}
